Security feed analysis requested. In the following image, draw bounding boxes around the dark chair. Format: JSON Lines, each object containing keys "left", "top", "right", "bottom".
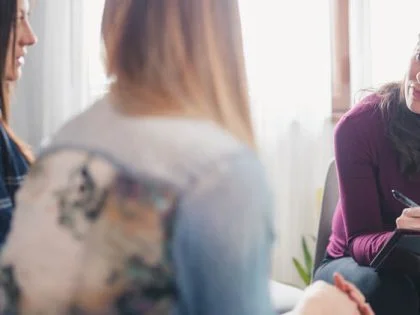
{"left": 313, "top": 159, "right": 339, "bottom": 274}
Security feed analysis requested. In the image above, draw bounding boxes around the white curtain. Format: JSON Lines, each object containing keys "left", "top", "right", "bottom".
{"left": 239, "top": 0, "right": 334, "bottom": 286}
{"left": 351, "top": 0, "right": 420, "bottom": 95}
{"left": 11, "top": 0, "right": 104, "bottom": 149}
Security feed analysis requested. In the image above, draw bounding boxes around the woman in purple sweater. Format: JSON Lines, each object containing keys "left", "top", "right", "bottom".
{"left": 314, "top": 38, "right": 420, "bottom": 315}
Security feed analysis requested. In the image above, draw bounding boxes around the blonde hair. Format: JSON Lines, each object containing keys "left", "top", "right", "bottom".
{"left": 101, "top": 0, "right": 254, "bottom": 147}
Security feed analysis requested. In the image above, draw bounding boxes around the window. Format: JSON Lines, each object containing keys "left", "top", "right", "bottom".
{"left": 350, "top": 0, "right": 420, "bottom": 101}
{"left": 84, "top": 0, "right": 107, "bottom": 103}
{"left": 369, "top": 0, "right": 420, "bottom": 87}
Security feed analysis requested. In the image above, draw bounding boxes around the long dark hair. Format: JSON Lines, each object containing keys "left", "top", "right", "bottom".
{"left": 0, "top": 0, "right": 16, "bottom": 116}
{"left": 0, "top": 0, "right": 32, "bottom": 162}
{"left": 378, "top": 81, "right": 420, "bottom": 176}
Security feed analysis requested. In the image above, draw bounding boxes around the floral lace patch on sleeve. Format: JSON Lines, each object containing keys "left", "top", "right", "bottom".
{"left": 0, "top": 152, "right": 179, "bottom": 315}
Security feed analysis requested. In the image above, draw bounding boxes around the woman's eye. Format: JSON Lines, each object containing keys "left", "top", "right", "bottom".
{"left": 15, "top": 12, "right": 29, "bottom": 23}
{"left": 416, "top": 53, "right": 420, "bottom": 61}
{"left": 15, "top": 16, "right": 25, "bottom": 23}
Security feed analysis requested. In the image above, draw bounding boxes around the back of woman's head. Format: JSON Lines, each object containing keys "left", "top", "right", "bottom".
{"left": 101, "top": 0, "right": 254, "bottom": 146}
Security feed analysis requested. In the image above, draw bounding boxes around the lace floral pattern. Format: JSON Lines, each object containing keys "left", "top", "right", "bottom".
{"left": 0, "top": 150, "right": 178, "bottom": 314}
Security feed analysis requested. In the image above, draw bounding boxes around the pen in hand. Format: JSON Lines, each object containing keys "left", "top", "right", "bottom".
{"left": 392, "top": 190, "right": 420, "bottom": 208}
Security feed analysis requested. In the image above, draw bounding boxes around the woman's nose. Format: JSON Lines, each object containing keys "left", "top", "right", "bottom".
{"left": 20, "top": 23, "right": 38, "bottom": 47}
{"left": 416, "top": 72, "right": 420, "bottom": 84}
{"left": 25, "top": 26, "right": 37, "bottom": 46}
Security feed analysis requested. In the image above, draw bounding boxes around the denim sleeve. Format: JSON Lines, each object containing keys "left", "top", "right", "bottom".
{"left": 172, "top": 150, "right": 275, "bottom": 315}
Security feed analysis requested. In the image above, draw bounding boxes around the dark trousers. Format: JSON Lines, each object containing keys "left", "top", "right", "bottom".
{"left": 314, "top": 256, "right": 420, "bottom": 315}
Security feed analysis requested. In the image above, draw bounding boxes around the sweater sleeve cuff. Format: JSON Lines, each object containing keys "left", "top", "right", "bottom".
{"left": 349, "top": 231, "right": 394, "bottom": 266}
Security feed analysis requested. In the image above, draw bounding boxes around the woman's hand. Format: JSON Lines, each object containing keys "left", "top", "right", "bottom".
{"left": 396, "top": 207, "right": 420, "bottom": 230}
{"left": 334, "top": 273, "right": 374, "bottom": 315}
{"left": 292, "top": 280, "right": 360, "bottom": 315}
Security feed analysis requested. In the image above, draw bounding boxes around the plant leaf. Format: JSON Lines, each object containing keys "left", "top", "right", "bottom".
{"left": 292, "top": 258, "right": 310, "bottom": 286}
{"left": 302, "top": 236, "right": 313, "bottom": 276}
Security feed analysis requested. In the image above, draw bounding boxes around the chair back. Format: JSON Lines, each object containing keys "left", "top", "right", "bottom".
{"left": 313, "top": 159, "right": 339, "bottom": 273}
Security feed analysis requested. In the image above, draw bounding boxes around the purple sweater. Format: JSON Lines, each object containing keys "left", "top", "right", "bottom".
{"left": 327, "top": 94, "right": 420, "bottom": 266}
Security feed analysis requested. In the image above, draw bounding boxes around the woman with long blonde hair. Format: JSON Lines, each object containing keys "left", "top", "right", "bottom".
{"left": 0, "top": 1, "right": 371, "bottom": 314}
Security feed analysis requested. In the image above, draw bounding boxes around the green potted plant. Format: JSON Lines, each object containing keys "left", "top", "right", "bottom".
{"left": 292, "top": 236, "right": 315, "bottom": 286}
